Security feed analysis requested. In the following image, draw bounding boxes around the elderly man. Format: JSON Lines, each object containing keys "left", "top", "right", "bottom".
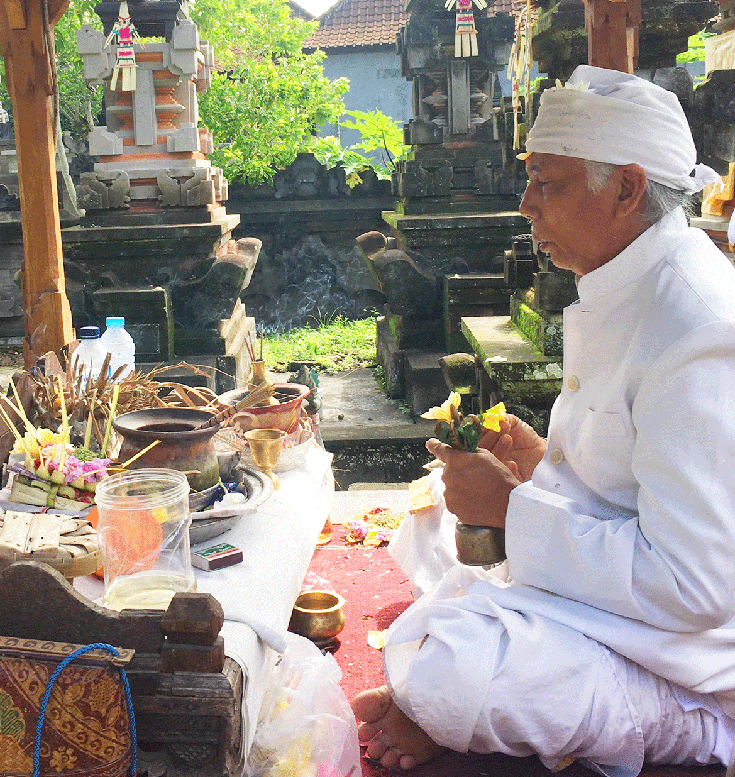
{"left": 352, "top": 65, "right": 735, "bottom": 775}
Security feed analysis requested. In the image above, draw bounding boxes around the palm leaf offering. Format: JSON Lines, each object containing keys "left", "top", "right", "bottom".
{"left": 0, "top": 348, "right": 262, "bottom": 510}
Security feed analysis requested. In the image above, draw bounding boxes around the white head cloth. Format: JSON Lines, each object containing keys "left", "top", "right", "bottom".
{"left": 524, "top": 65, "right": 721, "bottom": 194}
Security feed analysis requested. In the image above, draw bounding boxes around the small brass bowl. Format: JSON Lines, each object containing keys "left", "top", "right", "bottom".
{"left": 288, "top": 591, "right": 345, "bottom": 648}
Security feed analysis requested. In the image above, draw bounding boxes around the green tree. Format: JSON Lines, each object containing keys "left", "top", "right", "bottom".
{"left": 676, "top": 30, "right": 715, "bottom": 64}
{"left": 310, "top": 109, "right": 410, "bottom": 187}
{"left": 54, "top": 0, "right": 104, "bottom": 140}
{"left": 0, "top": 0, "right": 347, "bottom": 183}
{"left": 193, "top": 0, "right": 348, "bottom": 183}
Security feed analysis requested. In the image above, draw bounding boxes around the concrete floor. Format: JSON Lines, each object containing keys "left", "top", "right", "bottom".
{"left": 317, "top": 368, "right": 435, "bottom": 445}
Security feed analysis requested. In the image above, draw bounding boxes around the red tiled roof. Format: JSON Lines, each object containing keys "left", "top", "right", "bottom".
{"left": 304, "top": 0, "right": 523, "bottom": 51}
{"left": 304, "top": 0, "right": 410, "bottom": 50}
{"left": 288, "top": 1, "right": 315, "bottom": 20}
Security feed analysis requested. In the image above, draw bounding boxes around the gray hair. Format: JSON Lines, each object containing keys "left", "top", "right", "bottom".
{"left": 582, "top": 160, "right": 691, "bottom": 225}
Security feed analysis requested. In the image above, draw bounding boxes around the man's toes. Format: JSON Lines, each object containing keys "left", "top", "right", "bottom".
{"left": 399, "top": 753, "right": 418, "bottom": 770}
{"left": 352, "top": 686, "right": 393, "bottom": 723}
{"left": 380, "top": 747, "right": 402, "bottom": 769}
{"left": 365, "top": 733, "right": 392, "bottom": 761}
{"left": 357, "top": 720, "right": 383, "bottom": 743}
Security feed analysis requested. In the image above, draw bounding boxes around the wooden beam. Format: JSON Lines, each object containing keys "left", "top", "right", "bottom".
{"left": 0, "top": 0, "right": 26, "bottom": 56}
{"left": 583, "top": 0, "right": 641, "bottom": 73}
{"left": 0, "top": 0, "right": 74, "bottom": 366}
{"left": 48, "top": 0, "right": 71, "bottom": 28}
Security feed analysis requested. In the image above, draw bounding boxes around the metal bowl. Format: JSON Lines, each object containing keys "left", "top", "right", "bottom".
{"left": 288, "top": 591, "right": 345, "bottom": 648}
{"left": 189, "top": 466, "right": 273, "bottom": 545}
{"left": 455, "top": 521, "right": 506, "bottom": 567}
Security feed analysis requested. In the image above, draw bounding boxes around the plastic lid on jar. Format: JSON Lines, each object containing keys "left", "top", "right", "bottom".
{"left": 79, "top": 326, "right": 101, "bottom": 339}
{"left": 106, "top": 317, "right": 125, "bottom": 327}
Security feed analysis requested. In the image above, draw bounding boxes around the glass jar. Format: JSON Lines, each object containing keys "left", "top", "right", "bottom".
{"left": 95, "top": 468, "right": 195, "bottom": 611}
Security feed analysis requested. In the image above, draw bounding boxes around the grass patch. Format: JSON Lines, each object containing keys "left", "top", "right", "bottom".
{"left": 263, "top": 316, "right": 377, "bottom": 373}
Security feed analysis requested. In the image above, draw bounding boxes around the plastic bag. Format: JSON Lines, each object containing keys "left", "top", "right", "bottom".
{"left": 247, "top": 632, "right": 362, "bottom": 777}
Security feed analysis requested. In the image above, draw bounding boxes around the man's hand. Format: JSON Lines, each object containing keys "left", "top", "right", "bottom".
{"left": 477, "top": 414, "right": 547, "bottom": 483}
{"left": 425, "top": 439, "right": 521, "bottom": 527}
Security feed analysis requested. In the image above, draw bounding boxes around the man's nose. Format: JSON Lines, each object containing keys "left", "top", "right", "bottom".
{"left": 519, "top": 187, "right": 536, "bottom": 222}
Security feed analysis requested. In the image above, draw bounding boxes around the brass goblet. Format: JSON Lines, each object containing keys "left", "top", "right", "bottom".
{"left": 244, "top": 428, "right": 286, "bottom": 489}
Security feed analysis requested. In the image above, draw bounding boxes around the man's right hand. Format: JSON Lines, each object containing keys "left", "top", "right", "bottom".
{"left": 425, "top": 439, "right": 520, "bottom": 527}
{"left": 477, "top": 414, "right": 547, "bottom": 483}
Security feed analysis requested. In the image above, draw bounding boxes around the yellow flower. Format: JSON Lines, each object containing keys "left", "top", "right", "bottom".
{"left": 12, "top": 431, "right": 38, "bottom": 456}
{"left": 11, "top": 428, "right": 65, "bottom": 457}
{"left": 481, "top": 402, "right": 507, "bottom": 433}
{"left": 367, "top": 630, "right": 387, "bottom": 650}
{"left": 37, "top": 428, "right": 64, "bottom": 447}
{"left": 421, "top": 392, "right": 461, "bottom": 422}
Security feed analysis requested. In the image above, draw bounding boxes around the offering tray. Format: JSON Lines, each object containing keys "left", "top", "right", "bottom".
{"left": 0, "top": 510, "right": 101, "bottom": 579}
{"left": 190, "top": 465, "right": 273, "bottom": 545}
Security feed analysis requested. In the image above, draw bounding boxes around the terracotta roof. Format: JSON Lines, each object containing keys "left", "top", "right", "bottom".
{"left": 288, "top": 1, "right": 315, "bottom": 21}
{"left": 304, "top": 0, "right": 410, "bottom": 50}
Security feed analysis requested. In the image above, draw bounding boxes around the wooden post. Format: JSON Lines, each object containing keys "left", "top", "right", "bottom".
{"left": 583, "top": 0, "right": 641, "bottom": 73}
{"left": 0, "top": 0, "right": 74, "bottom": 368}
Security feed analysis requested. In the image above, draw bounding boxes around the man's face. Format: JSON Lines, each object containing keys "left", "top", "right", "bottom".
{"left": 519, "top": 153, "right": 620, "bottom": 276}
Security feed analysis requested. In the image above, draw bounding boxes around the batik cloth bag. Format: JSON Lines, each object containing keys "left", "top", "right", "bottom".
{"left": 0, "top": 636, "right": 136, "bottom": 777}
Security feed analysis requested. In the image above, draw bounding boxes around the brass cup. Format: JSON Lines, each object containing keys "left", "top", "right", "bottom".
{"left": 244, "top": 428, "right": 286, "bottom": 489}
{"left": 288, "top": 590, "right": 346, "bottom": 648}
{"left": 455, "top": 521, "right": 506, "bottom": 567}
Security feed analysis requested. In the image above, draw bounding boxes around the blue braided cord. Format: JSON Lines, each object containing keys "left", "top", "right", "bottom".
{"left": 33, "top": 642, "right": 138, "bottom": 777}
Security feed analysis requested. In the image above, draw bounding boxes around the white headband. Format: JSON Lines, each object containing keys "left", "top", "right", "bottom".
{"left": 523, "top": 65, "right": 721, "bottom": 194}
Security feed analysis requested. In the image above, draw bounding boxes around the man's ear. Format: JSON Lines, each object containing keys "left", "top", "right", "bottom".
{"left": 614, "top": 164, "right": 648, "bottom": 218}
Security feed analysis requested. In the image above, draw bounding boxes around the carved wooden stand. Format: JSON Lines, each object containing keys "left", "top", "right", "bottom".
{"left": 0, "top": 561, "right": 245, "bottom": 777}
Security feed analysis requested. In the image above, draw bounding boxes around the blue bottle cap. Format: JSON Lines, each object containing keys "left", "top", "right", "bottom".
{"left": 106, "top": 317, "right": 125, "bottom": 327}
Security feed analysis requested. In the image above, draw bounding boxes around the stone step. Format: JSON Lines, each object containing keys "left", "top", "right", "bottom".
{"left": 460, "top": 315, "right": 562, "bottom": 434}
{"left": 404, "top": 350, "right": 449, "bottom": 417}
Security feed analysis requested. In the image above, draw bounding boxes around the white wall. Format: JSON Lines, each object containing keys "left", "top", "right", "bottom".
{"left": 319, "top": 48, "right": 412, "bottom": 148}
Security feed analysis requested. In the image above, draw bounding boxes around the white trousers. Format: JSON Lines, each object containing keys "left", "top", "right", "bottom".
{"left": 386, "top": 480, "right": 733, "bottom": 776}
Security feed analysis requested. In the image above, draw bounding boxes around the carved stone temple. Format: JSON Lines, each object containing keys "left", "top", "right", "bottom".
{"left": 64, "top": 0, "right": 258, "bottom": 381}
{"left": 361, "top": 0, "right": 528, "bottom": 407}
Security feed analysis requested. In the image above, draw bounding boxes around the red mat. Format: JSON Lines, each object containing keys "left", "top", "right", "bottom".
{"left": 305, "top": 524, "right": 725, "bottom": 777}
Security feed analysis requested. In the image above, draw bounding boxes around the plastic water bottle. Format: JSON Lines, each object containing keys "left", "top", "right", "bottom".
{"left": 100, "top": 316, "right": 136, "bottom": 380}
{"left": 74, "top": 326, "right": 106, "bottom": 382}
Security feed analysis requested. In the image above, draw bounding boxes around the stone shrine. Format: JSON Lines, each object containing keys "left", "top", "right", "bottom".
{"left": 64, "top": 0, "right": 258, "bottom": 380}
{"left": 364, "top": 0, "right": 528, "bottom": 412}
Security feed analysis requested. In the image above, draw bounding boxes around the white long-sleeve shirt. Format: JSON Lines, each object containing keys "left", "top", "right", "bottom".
{"left": 502, "top": 207, "right": 735, "bottom": 703}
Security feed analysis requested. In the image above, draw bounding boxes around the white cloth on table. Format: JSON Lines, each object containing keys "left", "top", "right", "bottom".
{"left": 385, "top": 208, "right": 735, "bottom": 775}
{"left": 75, "top": 444, "right": 334, "bottom": 760}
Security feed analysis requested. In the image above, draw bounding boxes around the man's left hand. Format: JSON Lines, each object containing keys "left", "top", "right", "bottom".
{"left": 426, "top": 438, "right": 521, "bottom": 527}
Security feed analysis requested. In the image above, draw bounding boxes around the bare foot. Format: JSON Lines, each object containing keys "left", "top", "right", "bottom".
{"left": 351, "top": 686, "right": 447, "bottom": 770}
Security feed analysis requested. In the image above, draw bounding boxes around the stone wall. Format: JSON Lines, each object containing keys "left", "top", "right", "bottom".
{"left": 227, "top": 153, "right": 396, "bottom": 332}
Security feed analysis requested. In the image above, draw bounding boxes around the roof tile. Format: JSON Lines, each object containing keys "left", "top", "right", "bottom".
{"left": 304, "top": 0, "right": 522, "bottom": 51}
{"left": 305, "top": 0, "right": 410, "bottom": 49}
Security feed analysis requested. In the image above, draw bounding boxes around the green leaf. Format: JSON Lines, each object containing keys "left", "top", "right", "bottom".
{"left": 457, "top": 422, "right": 481, "bottom": 453}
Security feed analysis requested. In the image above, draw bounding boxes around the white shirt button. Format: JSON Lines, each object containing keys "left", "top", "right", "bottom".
{"left": 567, "top": 375, "right": 580, "bottom": 392}
{"left": 550, "top": 448, "right": 564, "bottom": 465}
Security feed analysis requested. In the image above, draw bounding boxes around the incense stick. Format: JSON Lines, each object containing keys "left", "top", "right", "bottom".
{"left": 8, "top": 378, "right": 36, "bottom": 439}
{"left": 102, "top": 383, "right": 120, "bottom": 458}
{"left": 84, "top": 388, "right": 97, "bottom": 450}
{"left": 0, "top": 401, "right": 30, "bottom": 456}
